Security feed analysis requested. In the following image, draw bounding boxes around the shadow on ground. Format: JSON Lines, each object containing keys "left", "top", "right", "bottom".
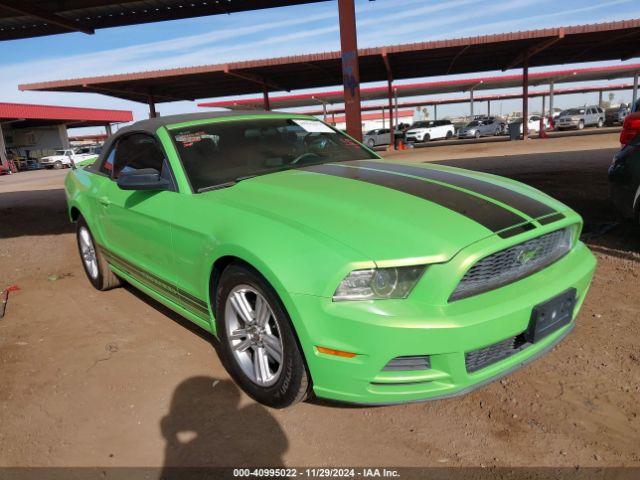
{"left": 0, "top": 189, "right": 73, "bottom": 238}
{"left": 159, "top": 377, "right": 288, "bottom": 476}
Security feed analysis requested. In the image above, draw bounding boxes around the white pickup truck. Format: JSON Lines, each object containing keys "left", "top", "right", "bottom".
{"left": 39, "top": 147, "right": 101, "bottom": 169}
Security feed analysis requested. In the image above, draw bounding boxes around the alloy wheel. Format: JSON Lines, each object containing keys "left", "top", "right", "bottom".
{"left": 225, "top": 285, "right": 284, "bottom": 387}
{"left": 78, "top": 226, "right": 98, "bottom": 279}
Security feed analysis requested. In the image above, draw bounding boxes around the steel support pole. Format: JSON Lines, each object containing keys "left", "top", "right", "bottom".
{"left": 148, "top": 92, "right": 157, "bottom": 119}
{"left": 387, "top": 78, "right": 395, "bottom": 148}
{"left": 470, "top": 89, "right": 474, "bottom": 117}
{"left": 322, "top": 102, "right": 328, "bottom": 123}
{"left": 105, "top": 124, "right": 113, "bottom": 137}
{"left": 598, "top": 90, "right": 603, "bottom": 108}
{"left": 542, "top": 95, "right": 546, "bottom": 118}
{"left": 0, "top": 123, "right": 7, "bottom": 168}
{"left": 434, "top": 104, "right": 438, "bottom": 121}
{"left": 633, "top": 72, "right": 639, "bottom": 107}
{"left": 262, "top": 86, "right": 271, "bottom": 111}
{"left": 549, "top": 80, "right": 555, "bottom": 118}
{"left": 338, "top": 0, "right": 362, "bottom": 141}
{"left": 394, "top": 88, "right": 399, "bottom": 126}
{"left": 522, "top": 57, "right": 529, "bottom": 139}
{"left": 487, "top": 100, "right": 491, "bottom": 117}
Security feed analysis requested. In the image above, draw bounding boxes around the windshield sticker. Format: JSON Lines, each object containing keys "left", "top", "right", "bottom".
{"left": 175, "top": 131, "right": 220, "bottom": 148}
{"left": 292, "top": 119, "right": 335, "bottom": 133}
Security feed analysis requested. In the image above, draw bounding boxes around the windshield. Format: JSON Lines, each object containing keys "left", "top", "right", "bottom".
{"left": 466, "top": 121, "right": 480, "bottom": 127}
{"left": 54, "top": 150, "right": 67, "bottom": 155}
{"left": 171, "top": 117, "right": 378, "bottom": 192}
{"left": 562, "top": 108, "right": 584, "bottom": 115}
{"left": 410, "top": 121, "right": 432, "bottom": 129}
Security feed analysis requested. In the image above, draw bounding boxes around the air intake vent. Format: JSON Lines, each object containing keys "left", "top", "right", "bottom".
{"left": 465, "top": 334, "right": 530, "bottom": 373}
{"left": 383, "top": 355, "right": 431, "bottom": 371}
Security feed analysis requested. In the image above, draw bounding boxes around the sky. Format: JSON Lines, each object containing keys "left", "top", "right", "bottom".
{"left": 1, "top": 0, "right": 639, "bottom": 133}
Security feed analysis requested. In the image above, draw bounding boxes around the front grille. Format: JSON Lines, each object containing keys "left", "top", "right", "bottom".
{"left": 450, "top": 228, "right": 572, "bottom": 301}
{"left": 383, "top": 355, "right": 431, "bottom": 371}
{"left": 465, "top": 334, "right": 530, "bottom": 373}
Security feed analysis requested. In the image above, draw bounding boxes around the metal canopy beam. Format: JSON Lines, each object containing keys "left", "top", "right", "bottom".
{"left": 223, "top": 68, "right": 289, "bottom": 93}
{"left": 503, "top": 30, "right": 564, "bottom": 71}
{"left": 0, "top": 0, "right": 94, "bottom": 35}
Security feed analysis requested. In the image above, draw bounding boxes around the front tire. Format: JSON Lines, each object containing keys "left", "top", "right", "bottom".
{"left": 53, "top": 161, "right": 63, "bottom": 169}
{"left": 215, "top": 264, "right": 310, "bottom": 408}
{"left": 422, "top": 133, "right": 430, "bottom": 143}
{"left": 445, "top": 130, "right": 453, "bottom": 139}
{"left": 578, "top": 120, "right": 585, "bottom": 130}
{"left": 76, "top": 217, "right": 121, "bottom": 291}
{"left": 367, "top": 138, "right": 376, "bottom": 148}
{"left": 475, "top": 130, "right": 481, "bottom": 139}
{"left": 597, "top": 119, "right": 603, "bottom": 128}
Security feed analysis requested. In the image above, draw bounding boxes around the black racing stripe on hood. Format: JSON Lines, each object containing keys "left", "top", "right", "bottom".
{"left": 352, "top": 160, "right": 557, "bottom": 219}
{"left": 304, "top": 163, "right": 527, "bottom": 233}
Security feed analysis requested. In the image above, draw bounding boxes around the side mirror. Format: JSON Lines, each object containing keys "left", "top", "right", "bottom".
{"left": 116, "top": 168, "right": 171, "bottom": 191}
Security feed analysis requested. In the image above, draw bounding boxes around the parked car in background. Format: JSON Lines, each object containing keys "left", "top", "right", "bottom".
{"left": 605, "top": 104, "right": 630, "bottom": 126}
{"left": 66, "top": 111, "right": 595, "bottom": 407}
{"left": 39, "top": 149, "right": 84, "bottom": 169}
{"left": 556, "top": 106, "right": 604, "bottom": 130}
{"left": 363, "top": 128, "right": 401, "bottom": 148}
{"left": 511, "top": 115, "right": 551, "bottom": 134}
{"left": 608, "top": 110, "right": 640, "bottom": 221}
{"left": 457, "top": 117, "right": 502, "bottom": 138}
{"left": 404, "top": 120, "right": 455, "bottom": 143}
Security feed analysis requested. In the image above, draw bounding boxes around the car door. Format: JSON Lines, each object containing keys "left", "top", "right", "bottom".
{"left": 96, "top": 132, "right": 178, "bottom": 298}
{"left": 378, "top": 128, "right": 389, "bottom": 144}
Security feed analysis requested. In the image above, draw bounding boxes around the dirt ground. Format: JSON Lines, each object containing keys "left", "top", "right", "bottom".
{"left": 1, "top": 133, "right": 638, "bottom": 469}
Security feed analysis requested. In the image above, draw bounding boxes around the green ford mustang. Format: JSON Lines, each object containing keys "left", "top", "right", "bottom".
{"left": 66, "top": 111, "right": 596, "bottom": 408}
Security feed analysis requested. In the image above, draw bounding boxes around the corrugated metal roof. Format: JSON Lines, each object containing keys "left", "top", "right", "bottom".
{"left": 0, "top": 102, "right": 132, "bottom": 123}
{"left": 199, "top": 63, "right": 640, "bottom": 110}
{"left": 301, "top": 83, "right": 634, "bottom": 116}
{"left": 19, "top": 20, "right": 640, "bottom": 104}
{"left": 0, "top": 1, "right": 329, "bottom": 41}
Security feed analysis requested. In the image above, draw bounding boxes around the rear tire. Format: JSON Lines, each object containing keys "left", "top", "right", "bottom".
{"left": 215, "top": 263, "right": 310, "bottom": 408}
{"left": 422, "top": 133, "right": 430, "bottom": 143}
{"left": 53, "top": 161, "right": 62, "bottom": 170}
{"left": 76, "top": 216, "right": 121, "bottom": 291}
{"left": 367, "top": 138, "right": 376, "bottom": 148}
{"left": 597, "top": 119, "right": 603, "bottom": 128}
{"left": 445, "top": 130, "right": 453, "bottom": 139}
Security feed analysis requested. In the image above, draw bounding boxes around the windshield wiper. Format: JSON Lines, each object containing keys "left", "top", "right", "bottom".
{"left": 196, "top": 175, "right": 258, "bottom": 193}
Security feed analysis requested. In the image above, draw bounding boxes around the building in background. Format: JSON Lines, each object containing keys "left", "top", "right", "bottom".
{"left": 0, "top": 102, "right": 132, "bottom": 169}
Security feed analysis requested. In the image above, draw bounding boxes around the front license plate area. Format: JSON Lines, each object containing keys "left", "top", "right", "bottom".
{"left": 526, "top": 288, "right": 577, "bottom": 343}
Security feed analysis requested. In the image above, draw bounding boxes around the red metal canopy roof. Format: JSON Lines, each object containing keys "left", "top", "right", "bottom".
{"left": 199, "top": 63, "right": 640, "bottom": 110}
{"left": 19, "top": 20, "right": 640, "bottom": 104}
{"left": 0, "top": 1, "right": 329, "bottom": 41}
{"left": 0, "top": 102, "right": 132, "bottom": 128}
{"left": 302, "top": 83, "right": 635, "bottom": 116}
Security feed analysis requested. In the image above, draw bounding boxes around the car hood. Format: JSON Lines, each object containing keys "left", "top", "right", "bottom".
{"left": 406, "top": 128, "right": 428, "bottom": 134}
{"left": 203, "top": 160, "right": 569, "bottom": 263}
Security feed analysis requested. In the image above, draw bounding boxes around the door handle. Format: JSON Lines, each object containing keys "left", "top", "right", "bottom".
{"left": 98, "top": 196, "right": 111, "bottom": 206}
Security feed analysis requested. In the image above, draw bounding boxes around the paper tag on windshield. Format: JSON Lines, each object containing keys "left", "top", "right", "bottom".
{"left": 292, "top": 119, "right": 335, "bottom": 133}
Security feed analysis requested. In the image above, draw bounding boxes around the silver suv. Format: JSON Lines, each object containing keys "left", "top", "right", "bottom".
{"left": 556, "top": 106, "right": 604, "bottom": 130}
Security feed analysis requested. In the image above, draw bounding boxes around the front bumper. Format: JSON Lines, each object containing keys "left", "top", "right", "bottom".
{"left": 292, "top": 242, "right": 596, "bottom": 405}
{"left": 457, "top": 131, "right": 476, "bottom": 138}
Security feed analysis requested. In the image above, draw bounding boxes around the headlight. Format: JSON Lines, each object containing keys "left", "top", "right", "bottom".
{"left": 333, "top": 266, "right": 425, "bottom": 301}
